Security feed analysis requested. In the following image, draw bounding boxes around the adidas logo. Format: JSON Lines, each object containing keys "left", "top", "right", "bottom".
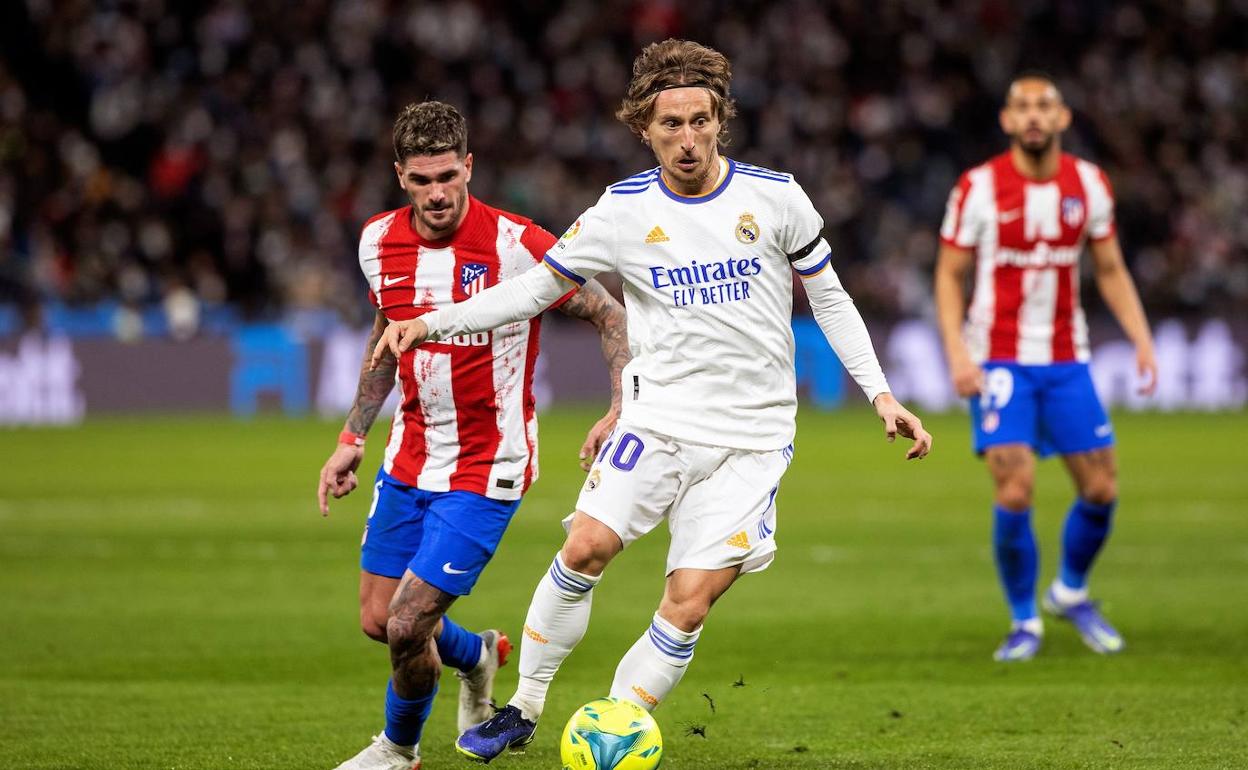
{"left": 725, "top": 531, "right": 750, "bottom": 549}
{"left": 645, "top": 225, "right": 669, "bottom": 244}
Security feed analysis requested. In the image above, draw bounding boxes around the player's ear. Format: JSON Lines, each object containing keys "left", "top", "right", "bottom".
{"left": 1057, "top": 105, "right": 1072, "bottom": 132}
{"left": 998, "top": 107, "right": 1011, "bottom": 137}
{"left": 394, "top": 161, "right": 404, "bottom": 188}
{"left": 463, "top": 152, "right": 473, "bottom": 183}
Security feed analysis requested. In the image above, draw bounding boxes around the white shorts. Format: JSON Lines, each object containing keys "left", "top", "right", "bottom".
{"left": 569, "top": 421, "right": 794, "bottom": 576}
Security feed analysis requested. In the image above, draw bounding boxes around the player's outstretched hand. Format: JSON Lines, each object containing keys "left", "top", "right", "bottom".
{"left": 317, "top": 443, "right": 365, "bottom": 516}
{"left": 873, "top": 392, "right": 933, "bottom": 460}
{"left": 578, "top": 408, "right": 620, "bottom": 472}
{"left": 370, "top": 318, "right": 430, "bottom": 370}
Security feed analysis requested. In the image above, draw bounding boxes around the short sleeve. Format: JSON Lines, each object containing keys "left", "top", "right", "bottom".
{"left": 940, "top": 171, "right": 982, "bottom": 249}
{"left": 1085, "top": 166, "right": 1116, "bottom": 241}
{"left": 782, "top": 181, "right": 825, "bottom": 255}
{"left": 519, "top": 224, "right": 558, "bottom": 264}
{"left": 543, "top": 195, "right": 616, "bottom": 286}
{"left": 784, "top": 181, "right": 834, "bottom": 276}
{"left": 520, "top": 223, "right": 575, "bottom": 309}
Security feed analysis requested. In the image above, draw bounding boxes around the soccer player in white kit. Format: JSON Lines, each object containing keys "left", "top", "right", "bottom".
{"left": 372, "top": 39, "right": 933, "bottom": 762}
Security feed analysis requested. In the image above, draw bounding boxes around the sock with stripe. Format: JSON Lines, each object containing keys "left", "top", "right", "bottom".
{"left": 993, "top": 505, "right": 1039, "bottom": 622}
{"left": 509, "top": 553, "right": 600, "bottom": 722}
{"left": 1058, "top": 497, "right": 1117, "bottom": 595}
{"left": 436, "top": 614, "right": 484, "bottom": 673}
{"left": 609, "top": 612, "right": 700, "bottom": 712}
{"left": 383, "top": 678, "right": 436, "bottom": 749}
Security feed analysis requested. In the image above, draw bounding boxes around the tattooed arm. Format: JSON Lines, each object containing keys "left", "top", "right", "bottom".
{"left": 318, "top": 311, "right": 397, "bottom": 515}
{"left": 557, "top": 279, "right": 631, "bottom": 470}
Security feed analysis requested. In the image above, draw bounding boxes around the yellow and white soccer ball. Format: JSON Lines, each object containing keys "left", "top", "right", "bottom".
{"left": 560, "top": 697, "right": 663, "bottom": 770}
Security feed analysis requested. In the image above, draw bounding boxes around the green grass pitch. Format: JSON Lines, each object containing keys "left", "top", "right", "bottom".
{"left": 1, "top": 409, "right": 1245, "bottom": 769}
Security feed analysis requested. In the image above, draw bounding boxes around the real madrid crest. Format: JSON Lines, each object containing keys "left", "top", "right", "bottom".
{"left": 735, "top": 212, "right": 760, "bottom": 245}
{"left": 586, "top": 468, "right": 601, "bottom": 491}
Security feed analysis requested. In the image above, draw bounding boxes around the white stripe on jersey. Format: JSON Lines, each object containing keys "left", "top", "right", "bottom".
{"left": 1023, "top": 183, "right": 1062, "bottom": 242}
{"left": 1074, "top": 159, "right": 1115, "bottom": 240}
{"left": 1017, "top": 268, "right": 1059, "bottom": 364}
{"left": 412, "top": 245, "right": 460, "bottom": 489}
{"left": 962, "top": 166, "right": 997, "bottom": 362}
{"left": 359, "top": 212, "right": 398, "bottom": 298}
{"left": 488, "top": 215, "right": 536, "bottom": 488}
{"left": 413, "top": 346, "right": 459, "bottom": 489}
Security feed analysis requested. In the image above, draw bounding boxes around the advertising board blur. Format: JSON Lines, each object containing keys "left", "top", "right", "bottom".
{"left": 1, "top": 318, "right": 1243, "bottom": 426}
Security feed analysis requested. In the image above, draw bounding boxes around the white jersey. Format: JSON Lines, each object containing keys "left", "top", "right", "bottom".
{"left": 550, "top": 158, "right": 891, "bottom": 450}
{"left": 422, "top": 157, "right": 890, "bottom": 452}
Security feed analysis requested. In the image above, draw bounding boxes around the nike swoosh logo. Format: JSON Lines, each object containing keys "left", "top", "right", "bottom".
{"left": 383, "top": 275, "right": 408, "bottom": 287}
{"left": 998, "top": 209, "right": 1022, "bottom": 223}
{"left": 442, "top": 562, "right": 469, "bottom": 575}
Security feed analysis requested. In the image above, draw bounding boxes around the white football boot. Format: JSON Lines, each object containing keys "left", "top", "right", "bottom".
{"left": 456, "top": 629, "right": 513, "bottom": 732}
{"left": 332, "top": 734, "right": 420, "bottom": 770}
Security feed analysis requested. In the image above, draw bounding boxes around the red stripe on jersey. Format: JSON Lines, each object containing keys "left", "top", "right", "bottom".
{"left": 990, "top": 156, "right": 1026, "bottom": 360}
{"left": 1050, "top": 157, "right": 1086, "bottom": 362}
{"left": 1052, "top": 266, "right": 1076, "bottom": 362}
{"left": 989, "top": 267, "right": 1022, "bottom": 360}
{"left": 390, "top": 351, "right": 429, "bottom": 482}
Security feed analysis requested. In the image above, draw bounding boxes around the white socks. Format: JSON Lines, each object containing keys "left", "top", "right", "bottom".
{"left": 509, "top": 554, "right": 600, "bottom": 721}
{"left": 1013, "top": 617, "right": 1044, "bottom": 635}
{"left": 1049, "top": 579, "right": 1089, "bottom": 607}
{"left": 609, "top": 613, "right": 701, "bottom": 712}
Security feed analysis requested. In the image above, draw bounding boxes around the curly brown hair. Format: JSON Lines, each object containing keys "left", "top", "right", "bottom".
{"left": 392, "top": 101, "right": 468, "bottom": 161}
{"left": 616, "top": 39, "right": 737, "bottom": 144}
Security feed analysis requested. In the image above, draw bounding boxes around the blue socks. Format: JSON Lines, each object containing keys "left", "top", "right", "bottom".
{"left": 381, "top": 616, "right": 479, "bottom": 747}
{"left": 1059, "top": 498, "right": 1116, "bottom": 590}
{"left": 384, "top": 678, "right": 437, "bottom": 747}
{"left": 993, "top": 505, "right": 1038, "bottom": 621}
{"left": 436, "top": 615, "right": 483, "bottom": 672}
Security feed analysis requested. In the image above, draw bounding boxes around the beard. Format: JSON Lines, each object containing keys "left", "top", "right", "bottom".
{"left": 1017, "top": 131, "right": 1055, "bottom": 158}
{"left": 416, "top": 193, "right": 464, "bottom": 236}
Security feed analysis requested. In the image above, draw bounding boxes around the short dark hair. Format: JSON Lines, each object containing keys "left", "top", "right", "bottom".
{"left": 616, "top": 39, "right": 737, "bottom": 144}
{"left": 1007, "top": 70, "right": 1061, "bottom": 100}
{"left": 393, "top": 101, "right": 467, "bottom": 161}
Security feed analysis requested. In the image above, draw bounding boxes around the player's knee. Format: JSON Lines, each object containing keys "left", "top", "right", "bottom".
{"left": 560, "top": 533, "right": 616, "bottom": 576}
{"left": 360, "top": 608, "right": 388, "bottom": 643}
{"left": 657, "top": 599, "right": 708, "bottom": 633}
{"left": 1080, "top": 477, "right": 1117, "bottom": 506}
{"left": 995, "top": 479, "right": 1034, "bottom": 512}
{"left": 385, "top": 603, "right": 440, "bottom": 652}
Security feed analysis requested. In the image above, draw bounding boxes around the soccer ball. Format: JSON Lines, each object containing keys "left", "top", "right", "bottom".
{"left": 560, "top": 697, "right": 663, "bottom": 770}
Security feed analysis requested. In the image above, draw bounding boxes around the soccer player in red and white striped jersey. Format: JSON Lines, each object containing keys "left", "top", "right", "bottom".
{"left": 935, "top": 72, "right": 1157, "bottom": 663}
{"left": 317, "top": 102, "right": 628, "bottom": 770}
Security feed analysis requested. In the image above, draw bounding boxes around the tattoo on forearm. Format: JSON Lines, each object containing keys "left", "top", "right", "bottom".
{"left": 346, "top": 321, "right": 397, "bottom": 435}
{"left": 560, "top": 281, "right": 631, "bottom": 409}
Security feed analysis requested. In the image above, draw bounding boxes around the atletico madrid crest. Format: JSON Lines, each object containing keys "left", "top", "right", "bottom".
{"left": 1061, "top": 196, "right": 1085, "bottom": 228}
{"left": 461, "top": 263, "right": 489, "bottom": 296}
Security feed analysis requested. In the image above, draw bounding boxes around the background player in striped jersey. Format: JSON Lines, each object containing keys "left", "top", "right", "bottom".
{"left": 934, "top": 73, "right": 1158, "bottom": 662}
{"left": 317, "top": 102, "right": 630, "bottom": 770}
{"left": 372, "top": 40, "right": 932, "bottom": 762}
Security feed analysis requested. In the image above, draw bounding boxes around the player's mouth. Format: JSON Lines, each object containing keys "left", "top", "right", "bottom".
{"left": 675, "top": 158, "right": 699, "bottom": 173}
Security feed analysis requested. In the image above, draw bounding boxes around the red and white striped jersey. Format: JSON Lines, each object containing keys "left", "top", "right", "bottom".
{"left": 941, "top": 151, "right": 1116, "bottom": 365}
{"left": 358, "top": 197, "right": 569, "bottom": 501}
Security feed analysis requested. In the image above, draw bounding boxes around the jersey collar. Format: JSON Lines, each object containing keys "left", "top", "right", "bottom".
{"left": 657, "top": 157, "right": 735, "bottom": 204}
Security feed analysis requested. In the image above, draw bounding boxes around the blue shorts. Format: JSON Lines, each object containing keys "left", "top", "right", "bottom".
{"left": 969, "top": 362, "right": 1114, "bottom": 458}
{"left": 360, "top": 468, "right": 521, "bottom": 596}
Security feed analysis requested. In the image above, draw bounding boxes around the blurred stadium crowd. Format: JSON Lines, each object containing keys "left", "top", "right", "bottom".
{"left": 0, "top": 0, "right": 1244, "bottom": 334}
